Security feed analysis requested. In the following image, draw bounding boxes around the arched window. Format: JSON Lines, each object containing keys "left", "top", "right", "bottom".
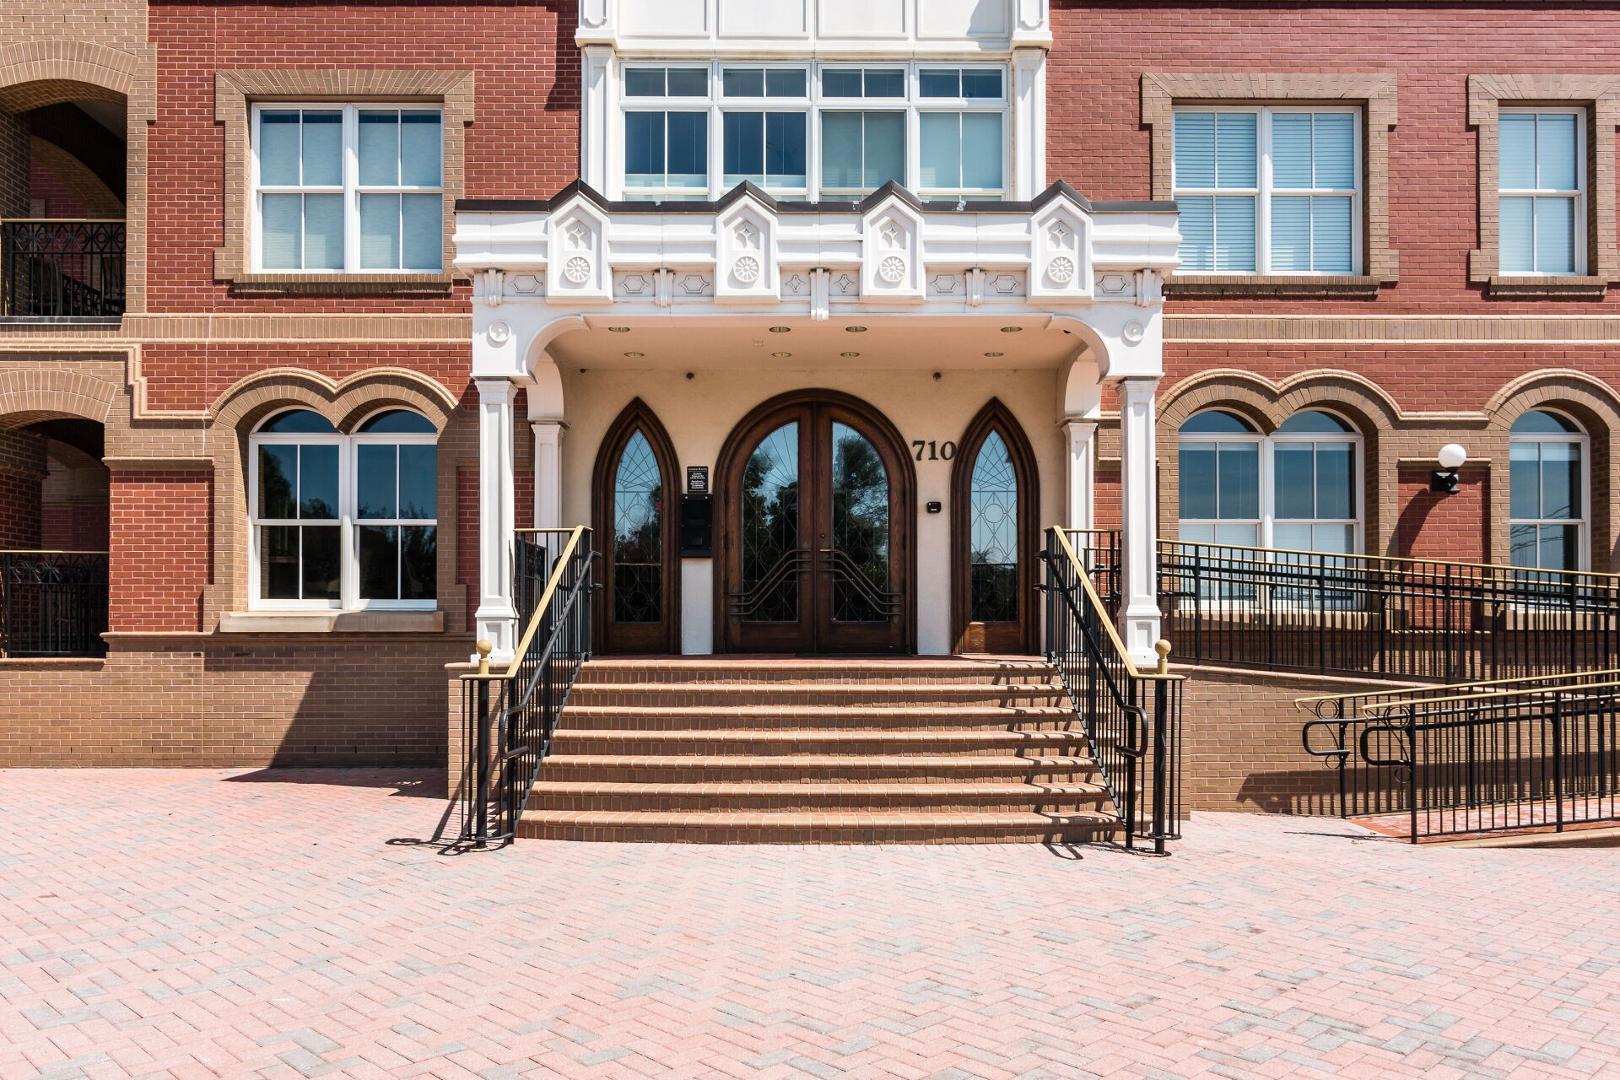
{"left": 1178, "top": 408, "right": 1360, "bottom": 553}
{"left": 592, "top": 400, "right": 679, "bottom": 653}
{"left": 250, "top": 407, "right": 438, "bottom": 608}
{"left": 1510, "top": 410, "right": 1587, "bottom": 571}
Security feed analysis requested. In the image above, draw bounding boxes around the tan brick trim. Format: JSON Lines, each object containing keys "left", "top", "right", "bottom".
{"left": 1481, "top": 368, "right": 1620, "bottom": 572}
{"left": 0, "top": 40, "right": 157, "bottom": 313}
{"left": 1141, "top": 72, "right": 1399, "bottom": 286}
{"left": 1156, "top": 368, "right": 1403, "bottom": 555}
{"left": 212, "top": 69, "right": 476, "bottom": 288}
{"left": 1166, "top": 313, "right": 1620, "bottom": 344}
{"left": 203, "top": 366, "right": 467, "bottom": 627}
{"left": 0, "top": 361, "right": 122, "bottom": 425}
{"left": 1467, "top": 75, "right": 1620, "bottom": 295}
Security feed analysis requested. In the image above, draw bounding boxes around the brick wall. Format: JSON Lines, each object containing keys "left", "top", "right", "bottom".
{"left": 0, "top": 110, "right": 29, "bottom": 219}
{"left": 145, "top": 0, "right": 580, "bottom": 318}
{"left": 0, "top": 428, "right": 46, "bottom": 549}
{"left": 0, "top": 635, "right": 462, "bottom": 767}
{"left": 109, "top": 469, "right": 211, "bottom": 632}
{"left": 1394, "top": 464, "right": 1489, "bottom": 562}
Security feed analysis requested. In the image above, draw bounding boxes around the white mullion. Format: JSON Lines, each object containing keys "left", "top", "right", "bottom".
{"left": 342, "top": 106, "right": 358, "bottom": 272}
{"left": 1257, "top": 108, "right": 1272, "bottom": 274}
{"left": 708, "top": 61, "right": 723, "bottom": 198}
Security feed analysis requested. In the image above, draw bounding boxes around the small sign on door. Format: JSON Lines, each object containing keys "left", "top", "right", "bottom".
{"left": 686, "top": 465, "right": 709, "bottom": 494}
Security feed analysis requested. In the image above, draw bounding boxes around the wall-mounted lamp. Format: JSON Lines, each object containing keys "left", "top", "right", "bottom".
{"left": 1431, "top": 443, "right": 1467, "bottom": 494}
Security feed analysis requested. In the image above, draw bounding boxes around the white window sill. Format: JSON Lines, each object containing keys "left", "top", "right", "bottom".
{"left": 220, "top": 609, "right": 446, "bottom": 634}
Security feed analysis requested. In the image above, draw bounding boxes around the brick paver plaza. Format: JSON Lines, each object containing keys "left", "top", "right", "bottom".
{"left": 2, "top": 769, "right": 1616, "bottom": 1079}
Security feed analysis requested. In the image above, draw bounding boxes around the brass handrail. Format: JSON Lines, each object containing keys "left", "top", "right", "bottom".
{"left": 462, "top": 525, "right": 587, "bottom": 682}
{"left": 1161, "top": 537, "right": 1620, "bottom": 584}
{"left": 1053, "top": 527, "right": 1181, "bottom": 682}
{"left": 1294, "top": 666, "right": 1620, "bottom": 716}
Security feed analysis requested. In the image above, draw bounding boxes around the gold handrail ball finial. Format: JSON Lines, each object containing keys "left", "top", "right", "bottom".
{"left": 476, "top": 639, "right": 493, "bottom": 677}
{"left": 1155, "top": 639, "right": 1172, "bottom": 676}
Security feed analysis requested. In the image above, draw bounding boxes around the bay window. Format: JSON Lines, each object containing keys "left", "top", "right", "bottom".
{"left": 1173, "top": 107, "right": 1360, "bottom": 275}
{"left": 250, "top": 409, "right": 438, "bottom": 609}
{"left": 253, "top": 105, "right": 444, "bottom": 272}
{"left": 619, "top": 62, "right": 1008, "bottom": 201}
{"left": 1499, "top": 109, "right": 1584, "bottom": 275}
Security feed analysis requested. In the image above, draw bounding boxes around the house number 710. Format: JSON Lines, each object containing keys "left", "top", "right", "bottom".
{"left": 912, "top": 440, "right": 957, "bottom": 461}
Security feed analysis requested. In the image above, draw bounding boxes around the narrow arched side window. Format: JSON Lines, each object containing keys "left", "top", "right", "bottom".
{"left": 1177, "top": 408, "right": 1361, "bottom": 554}
{"left": 951, "top": 400, "right": 1038, "bottom": 653}
{"left": 1509, "top": 409, "right": 1588, "bottom": 571}
{"left": 249, "top": 407, "right": 438, "bottom": 609}
{"left": 592, "top": 400, "right": 680, "bottom": 653}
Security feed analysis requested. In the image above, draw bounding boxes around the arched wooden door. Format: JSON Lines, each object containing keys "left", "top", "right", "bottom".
{"left": 716, "top": 391, "right": 914, "bottom": 654}
{"left": 593, "top": 399, "right": 680, "bottom": 653}
{"left": 952, "top": 399, "right": 1039, "bottom": 653}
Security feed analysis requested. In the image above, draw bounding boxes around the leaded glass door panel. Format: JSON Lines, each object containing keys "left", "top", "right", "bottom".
{"left": 722, "top": 394, "right": 910, "bottom": 653}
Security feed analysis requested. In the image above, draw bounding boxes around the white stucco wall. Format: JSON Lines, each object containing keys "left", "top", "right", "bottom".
{"left": 557, "top": 362, "right": 1065, "bottom": 655}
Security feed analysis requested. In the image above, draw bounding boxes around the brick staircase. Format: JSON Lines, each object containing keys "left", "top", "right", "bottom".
{"left": 520, "top": 657, "right": 1123, "bottom": 844}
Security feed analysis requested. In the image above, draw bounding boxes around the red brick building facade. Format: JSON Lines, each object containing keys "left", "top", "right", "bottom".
{"left": 3, "top": 1, "right": 1617, "bottom": 813}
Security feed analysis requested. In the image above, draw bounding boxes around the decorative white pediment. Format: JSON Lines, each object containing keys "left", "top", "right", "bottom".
{"left": 545, "top": 196, "right": 612, "bottom": 303}
{"left": 1030, "top": 196, "right": 1094, "bottom": 303}
{"left": 860, "top": 194, "right": 926, "bottom": 303}
{"left": 715, "top": 194, "right": 781, "bottom": 302}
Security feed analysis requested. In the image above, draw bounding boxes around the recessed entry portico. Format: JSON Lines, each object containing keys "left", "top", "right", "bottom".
{"left": 455, "top": 180, "right": 1179, "bottom": 660}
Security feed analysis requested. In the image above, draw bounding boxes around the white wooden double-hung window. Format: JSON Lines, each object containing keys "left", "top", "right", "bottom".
{"left": 249, "top": 409, "right": 438, "bottom": 610}
{"left": 1173, "top": 107, "right": 1361, "bottom": 274}
{"left": 1499, "top": 109, "right": 1585, "bottom": 275}
{"left": 252, "top": 104, "right": 444, "bottom": 272}
{"left": 1509, "top": 410, "right": 1588, "bottom": 572}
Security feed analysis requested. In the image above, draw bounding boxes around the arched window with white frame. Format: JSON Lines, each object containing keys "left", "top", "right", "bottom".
{"left": 249, "top": 407, "right": 438, "bottom": 609}
{"left": 1509, "top": 409, "right": 1587, "bottom": 572}
{"left": 1177, "top": 408, "right": 1362, "bottom": 553}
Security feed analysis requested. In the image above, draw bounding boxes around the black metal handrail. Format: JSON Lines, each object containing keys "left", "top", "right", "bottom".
{"left": 1160, "top": 539, "right": 1620, "bottom": 682}
{"left": 454, "top": 527, "right": 592, "bottom": 847}
{"left": 1043, "top": 527, "right": 1183, "bottom": 853}
{"left": 1, "top": 551, "right": 109, "bottom": 657}
{"left": 1298, "top": 670, "right": 1620, "bottom": 842}
{"left": 1, "top": 219, "right": 126, "bottom": 319}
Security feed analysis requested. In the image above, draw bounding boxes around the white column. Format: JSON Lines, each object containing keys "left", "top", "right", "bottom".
{"left": 1117, "top": 376, "right": 1162, "bottom": 663}
{"left": 1010, "top": 47, "right": 1047, "bottom": 199}
{"left": 1063, "top": 419, "right": 1097, "bottom": 532}
{"left": 474, "top": 378, "right": 518, "bottom": 660}
{"left": 530, "top": 419, "right": 565, "bottom": 529}
{"left": 580, "top": 45, "right": 615, "bottom": 195}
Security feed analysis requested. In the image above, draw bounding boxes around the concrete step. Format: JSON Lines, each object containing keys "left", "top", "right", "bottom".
{"left": 527, "top": 780, "right": 1113, "bottom": 813}
{"left": 517, "top": 808, "right": 1124, "bottom": 844}
{"left": 568, "top": 682, "right": 1068, "bottom": 709}
{"left": 548, "top": 728, "right": 1093, "bottom": 758}
{"left": 577, "top": 657, "right": 1057, "bottom": 686}
{"left": 537, "top": 753, "right": 1105, "bottom": 785}
{"left": 561, "top": 703, "right": 1079, "bottom": 732}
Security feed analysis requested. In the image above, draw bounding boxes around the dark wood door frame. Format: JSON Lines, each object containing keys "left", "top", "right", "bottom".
{"left": 714, "top": 389, "right": 917, "bottom": 654}
{"left": 592, "top": 398, "right": 681, "bottom": 654}
{"left": 951, "top": 398, "right": 1040, "bottom": 654}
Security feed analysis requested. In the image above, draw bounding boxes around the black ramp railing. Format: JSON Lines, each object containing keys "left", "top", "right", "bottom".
{"left": 1, "top": 219, "right": 126, "bottom": 318}
{"left": 1, "top": 551, "right": 109, "bottom": 657}
{"left": 1043, "top": 526, "right": 1183, "bottom": 853}
{"left": 1299, "top": 669, "right": 1620, "bottom": 842}
{"left": 1160, "top": 540, "right": 1620, "bottom": 682}
{"left": 454, "top": 526, "right": 592, "bottom": 847}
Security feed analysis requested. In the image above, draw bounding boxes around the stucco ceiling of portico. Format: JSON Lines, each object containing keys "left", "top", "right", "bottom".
{"left": 545, "top": 315, "right": 1083, "bottom": 372}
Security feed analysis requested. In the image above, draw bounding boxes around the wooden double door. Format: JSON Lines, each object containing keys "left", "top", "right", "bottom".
{"left": 717, "top": 392, "right": 913, "bottom": 654}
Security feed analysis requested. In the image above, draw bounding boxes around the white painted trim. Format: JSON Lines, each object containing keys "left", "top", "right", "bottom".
{"left": 1117, "top": 376, "right": 1162, "bottom": 662}
{"left": 474, "top": 378, "right": 519, "bottom": 660}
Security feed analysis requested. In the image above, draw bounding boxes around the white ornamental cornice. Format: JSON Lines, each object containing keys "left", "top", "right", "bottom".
{"left": 453, "top": 180, "right": 1179, "bottom": 315}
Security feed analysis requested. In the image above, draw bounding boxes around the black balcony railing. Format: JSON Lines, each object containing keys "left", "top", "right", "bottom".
{"left": 0, "top": 551, "right": 109, "bottom": 657}
{"left": 450, "top": 527, "right": 593, "bottom": 848}
{"left": 1159, "top": 540, "right": 1620, "bottom": 683}
{"left": 1044, "top": 527, "right": 1183, "bottom": 854}
{"left": 1300, "top": 670, "right": 1620, "bottom": 842}
{"left": 1, "top": 219, "right": 126, "bottom": 319}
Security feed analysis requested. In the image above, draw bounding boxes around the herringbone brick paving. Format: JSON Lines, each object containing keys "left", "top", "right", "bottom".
{"left": 2, "top": 769, "right": 1617, "bottom": 1079}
